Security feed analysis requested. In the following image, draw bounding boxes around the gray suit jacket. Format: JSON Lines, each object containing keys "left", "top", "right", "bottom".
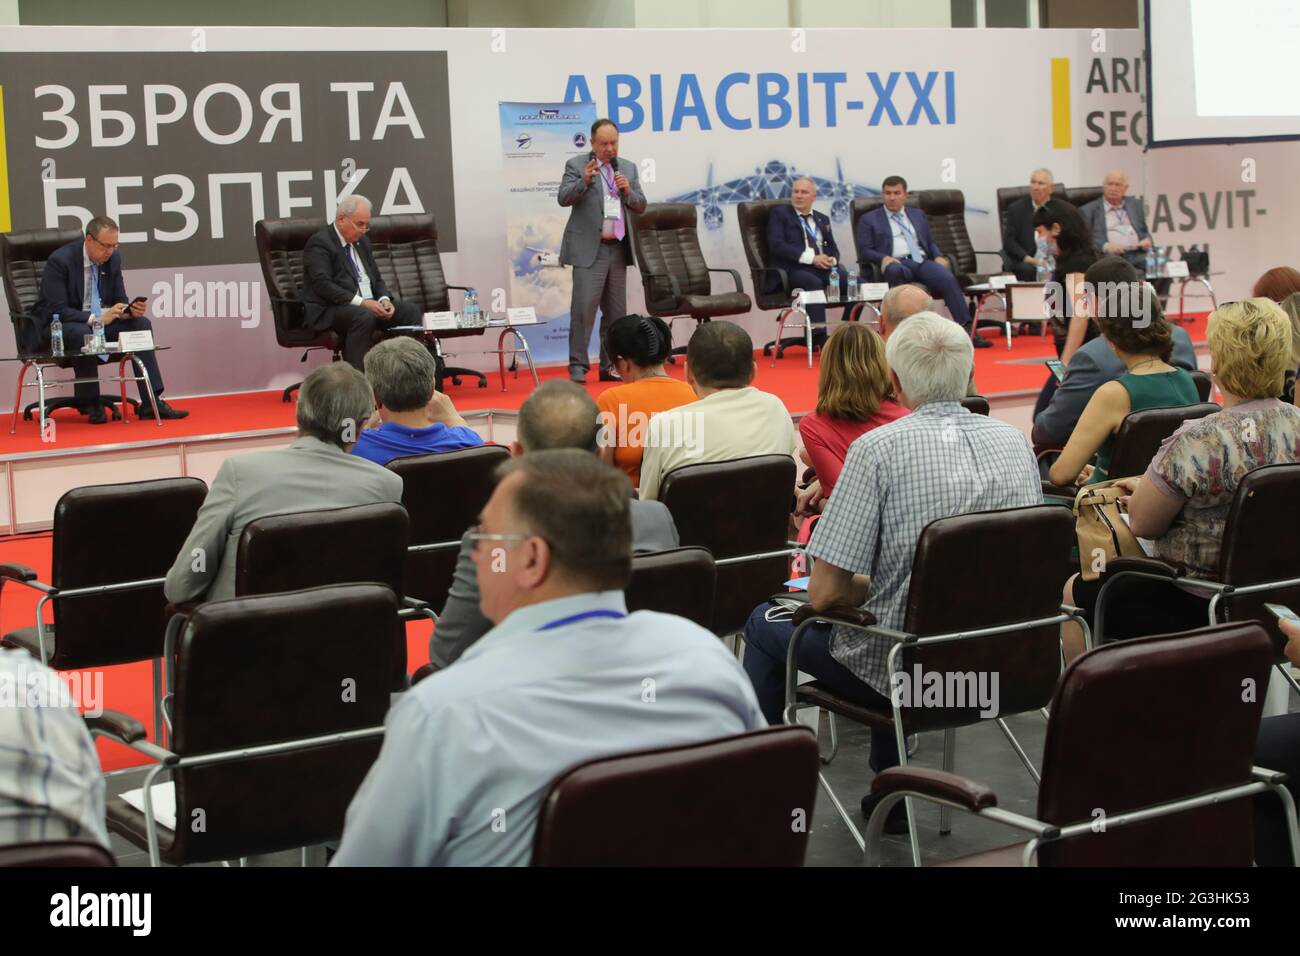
{"left": 1079, "top": 195, "right": 1151, "bottom": 256}
{"left": 1032, "top": 324, "right": 1198, "bottom": 449}
{"left": 429, "top": 498, "right": 679, "bottom": 668}
{"left": 557, "top": 154, "right": 647, "bottom": 268}
{"left": 164, "top": 436, "right": 404, "bottom": 604}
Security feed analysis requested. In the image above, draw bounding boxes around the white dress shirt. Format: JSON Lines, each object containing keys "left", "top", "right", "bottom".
{"left": 888, "top": 211, "right": 924, "bottom": 260}
{"left": 0, "top": 649, "right": 108, "bottom": 848}
{"left": 334, "top": 224, "right": 391, "bottom": 306}
{"left": 332, "top": 591, "right": 764, "bottom": 866}
{"left": 796, "top": 211, "right": 823, "bottom": 265}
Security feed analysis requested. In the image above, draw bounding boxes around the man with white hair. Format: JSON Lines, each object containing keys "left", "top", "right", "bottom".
{"left": 1002, "top": 168, "right": 1057, "bottom": 281}
{"left": 742, "top": 312, "right": 1040, "bottom": 833}
{"left": 301, "top": 195, "right": 423, "bottom": 370}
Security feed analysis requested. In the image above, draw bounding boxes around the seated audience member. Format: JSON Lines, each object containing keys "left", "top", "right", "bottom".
{"left": 1252, "top": 268, "right": 1300, "bottom": 404}
{"left": 0, "top": 648, "right": 108, "bottom": 849}
{"left": 332, "top": 450, "right": 764, "bottom": 866}
{"left": 352, "top": 336, "right": 482, "bottom": 466}
{"left": 765, "top": 177, "right": 848, "bottom": 347}
{"left": 1002, "top": 168, "right": 1057, "bottom": 282}
{"left": 595, "top": 314, "right": 698, "bottom": 487}
{"left": 1034, "top": 257, "right": 1198, "bottom": 452}
{"left": 431, "top": 380, "right": 678, "bottom": 669}
{"left": 1062, "top": 298, "right": 1300, "bottom": 660}
{"left": 638, "top": 321, "right": 796, "bottom": 501}
{"left": 1281, "top": 294, "right": 1300, "bottom": 406}
{"left": 164, "top": 363, "right": 403, "bottom": 604}
{"left": 300, "top": 195, "right": 422, "bottom": 371}
{"left": 742, "top": 313, "right": 1041, "bottom": 832}
{"left": 1047, "top": 275, "right": 1198, "bottom": 487}
{"left": 1254, "top": 617, "right": 1300, "bottom": 867}
{"left": 855, "top": 175, "right": 989, "bottom": 347}
{"left": 798, "top": 323, "right": 906, "bottom": 502}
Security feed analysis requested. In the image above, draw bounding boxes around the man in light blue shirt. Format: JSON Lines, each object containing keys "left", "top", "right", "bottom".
{"left": 352, "top": 336, "right": 483, "bottom": 466}
{"left": 333, "top": 449, "right": 763, "bottom": 866}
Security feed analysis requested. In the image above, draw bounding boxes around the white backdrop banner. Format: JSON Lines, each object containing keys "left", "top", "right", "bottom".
{"left": 1, "top": 26, "right": 1297, "bottom": 409}
{"left": 498, "top": 100, "right": 597, "bottom": 365}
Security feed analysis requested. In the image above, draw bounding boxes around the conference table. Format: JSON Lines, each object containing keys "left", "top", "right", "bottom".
{"left": 5, "top": 344, "right": 169, "bottom": 434}
{"left": 389, "top": 312, "right": 546, "bottom": 393}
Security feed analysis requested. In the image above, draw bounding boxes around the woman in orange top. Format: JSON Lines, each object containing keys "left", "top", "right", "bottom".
{"left": 596, "top": 314, "right": 699, "bottom": 487}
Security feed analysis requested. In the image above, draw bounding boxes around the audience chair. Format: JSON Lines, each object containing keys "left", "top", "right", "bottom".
{"left": 630, "top": 203, "right": 751, "bottom": 360}
{"left": 1094, "top": 463, "right": 1300, "bottom": 703}
{"left": 625, "top": 546, "right": 716, "bottom": 631}
{"left": 1189, "top": 368, "right": 1213, "bottom": 403}
{"left": 532, "top": 726, "right": 820, "bottom": 866}
{"left": 658, "top": 455, "right": 799, "bottom": 639}
{"left": 738, "top": 199, "right": 852, "bottom": 365}
{"left": 97, "top": 584, "right": 400, "bottom": 866}
{"left": 785, "top": 505, "right": 1083, "bottom": 866}
{"left": 1, "top": 228, "right": 138, "bottom": 428}
{"left": 0, "top": 841, "right": 115, "bottom": 867}
{"left": 960, "top": 395, "right": 990, "bottom": 416}
{"left": 0, "top": 478, "right": 208, "bottom": 744}
{"left": 1063, "top": 186, "right": 1104, "bottom": 210}
{"left": 864, "top": 622, "right": 1296, "bottom": 866}
{"left": 387, "top": 444, "right": 511, "bottom": 610}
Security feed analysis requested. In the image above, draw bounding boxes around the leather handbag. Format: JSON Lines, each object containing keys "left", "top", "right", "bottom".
{"left": 1073, "top": 480, "right": 1144, "bottom": 581}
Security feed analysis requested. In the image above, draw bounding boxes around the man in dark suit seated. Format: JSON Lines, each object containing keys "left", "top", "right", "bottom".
{"left": 856, "top": 175, "right": 990, "bottom": 347}
{"left": 1002, "top": 168, "right": 1056, "bottom": 282}
{"left": 765, "top": 177, "right": 847, "bottom": 348}
{"left": 32, "top": 216, "right": 188, "bottom": 424}
{"left": 300, "top": 195, "right": 421, "bottom": 370}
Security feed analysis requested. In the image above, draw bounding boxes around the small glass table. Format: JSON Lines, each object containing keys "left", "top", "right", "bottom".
{"left": 387, "top": 314, "right": 547, "bottom": 393}
{"left": 4, "top": 345, "right": 169, "bottom": 435}
{"left": 775, "top": 290, "right": 885, "bottom": 369}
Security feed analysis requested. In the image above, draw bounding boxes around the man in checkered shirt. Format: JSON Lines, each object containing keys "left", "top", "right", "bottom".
{"left": 742, "top": 312, "right": 1041, "bottom": 830}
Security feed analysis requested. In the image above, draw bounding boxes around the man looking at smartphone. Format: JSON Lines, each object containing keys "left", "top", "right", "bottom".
{"left": 33, "top": 215, "right": 188, "bottom": 423}
{"left": 557, "top": 118, "right": 647, "bottom": 384}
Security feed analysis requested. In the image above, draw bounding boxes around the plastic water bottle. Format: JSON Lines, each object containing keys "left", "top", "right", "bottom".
{"left": 826, "top": 276, "right": 840, "bottom": 304}
{"left": 1155, "top": 245, "right": 1168, "bottom": 277}
{"left": 463, "top": 288, "right": 480, "bottom": 327}
{"left": 89, "top": 314, "right": 104, "bottom": 352}
{"left": 50, "top": 313, "right": 64, "bottom": 357}
{"left": 847, "top": 273, "right": 859, "bottom": 302}
{"left": 1035, "top": 237, "right": 1050, "bottom": 282}
{"left": 1144, "top": 245, "right": 1156, "bottom": 279}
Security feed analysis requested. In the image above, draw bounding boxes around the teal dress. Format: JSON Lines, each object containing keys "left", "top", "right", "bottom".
{"left": 1093, "top": 369, "right": 1200, "bottom": 483}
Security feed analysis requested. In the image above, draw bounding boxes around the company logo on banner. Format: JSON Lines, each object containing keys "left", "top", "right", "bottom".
{"left": 0, "top": 52, "right": 456, "bottom": 266}
{"left": 499, "top": 101, "right": 597, "bottom": 365}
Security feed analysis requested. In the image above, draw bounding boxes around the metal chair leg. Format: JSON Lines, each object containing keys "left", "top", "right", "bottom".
{"left": 938, "top": 728, "right": 956, "bottom": 835}
{"left": 996, "top": 718, "right": 1041, "bottom": 784}
{"left": 9, "top": 362, "right": 29, "bottom": 435}
{"left": 819, "top": 712, "right": 839, "bottom": 765}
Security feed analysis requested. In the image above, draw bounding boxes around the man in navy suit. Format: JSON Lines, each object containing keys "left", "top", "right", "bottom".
{"left": 765, "top": 177, "right": 847, "bottom": 347}
{"left": 32, "top": 216, "right": 188, "bottom": 423}
{"left": 855, "top": 176, "right": 989, "bottom": 347}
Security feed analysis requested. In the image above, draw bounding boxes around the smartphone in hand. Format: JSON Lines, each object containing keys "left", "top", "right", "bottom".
{"left": 1264, "top": 603, "right": 1300, "bottom": 625}
{"left": 1046, "top": 358, "right": 1066, "bottom": 382}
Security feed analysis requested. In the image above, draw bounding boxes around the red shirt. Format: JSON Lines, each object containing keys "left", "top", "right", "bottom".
{"left": 798, "top": 400, "right": 909, "bottom": 496}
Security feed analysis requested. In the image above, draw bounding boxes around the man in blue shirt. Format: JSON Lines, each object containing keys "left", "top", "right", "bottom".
{"left": 351, "top": 336, "right": 483, "bottom": 465}
{"left": 332, "top": 450, "right": 763, "bottom": 866}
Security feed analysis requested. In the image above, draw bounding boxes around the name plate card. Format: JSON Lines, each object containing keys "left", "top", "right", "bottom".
{"left": 117, "top": 330, "right": 155, "bottom": 352}
{"left": 1165, "top": 260, "right": 1190, "bottom": 278}
{"left": 506, "top": 306, "right": 538, "bottom": 325}
{"left": 423, "top": 311, "right": 458, "bottom": 331}
{"left": 989, "top": 274, "right": 1017, "bottom": 290}
{"left": 799, "top": 290, "right": 827, "bottom": 305}
{"left": 860, "top": 282, "right": 890, "bottom": 301}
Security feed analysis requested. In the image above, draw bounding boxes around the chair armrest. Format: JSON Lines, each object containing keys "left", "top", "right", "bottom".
{"left": 85, "top": 710, "right": 147, "bottom": 745}
{"left": 706, "top": 267, "right": 744, "bottom": 293}
{"left": 973, "top": 249, "right": 1006, "bottom": 269}
{"left": 0, "top": 563, "right": 39, "bottom": 583}
{"left": 642, "top": 271, "right": 682, "bottom": 303}
{"left": 871, "top": 766, "right": 998, "bottom": 813}
{"left": 1040, "top": 479, "right": 1078, "bottom": 500}
{"left": 793, "top": 602, "right": 878, "bottom": 629}
{"left": 445, "top": 284, "right": 472, "bottom": 294}
{"left": 751, "top": 265, "right": 790, "bottom": 292}
{"left": 1105, "top": 556, "right": 1180, "bottom": 578}
{"left": 163, "top": 601, "right": 201, "bottom": 622}
{"left": 1034, "top": 446, "right": 1064, "bottom": 462}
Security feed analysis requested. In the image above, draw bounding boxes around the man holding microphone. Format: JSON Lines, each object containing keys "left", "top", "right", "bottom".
{"left": 558, "top": 118, "right": 647, "bottom": 383}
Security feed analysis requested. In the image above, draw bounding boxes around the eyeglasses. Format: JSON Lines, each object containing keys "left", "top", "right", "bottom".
{"left": 466, "top": 523, "right": 531, "bottom": 548}
{"left": 344, "top": 216, "right": 370, "bottom": 233}
{"left": 87, "top": 233, "right": 119, "bottom": 251}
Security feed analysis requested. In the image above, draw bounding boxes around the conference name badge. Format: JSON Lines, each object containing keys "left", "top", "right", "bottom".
{"left": 423, "top": 311, "right": 457, "bottom": 331}
{"left": 117, "top": 330, "right": 155, "bottom": 352}
{"left": 506, "top": 307, "right": 538, "bottom": 325}
{"left": 603, "top": 193, "right": 622, "bottom": 219}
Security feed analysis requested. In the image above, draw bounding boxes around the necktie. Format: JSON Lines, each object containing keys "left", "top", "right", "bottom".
{"left": 603, "top": 164, "right": 625, "bottom": 241}
{"left": 87, "top": 262, "right": 102, "bottom": 314}
{"left": 801, "top": 215, "right": 819, "bottom": 251}
{"left": 893, "top": 212, "right": 923, "bottom": 262}
{"left": 345, "top": 244, "right": 362, "bottom": 284}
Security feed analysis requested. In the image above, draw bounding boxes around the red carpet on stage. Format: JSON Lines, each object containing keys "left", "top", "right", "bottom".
{"left": 1, "top": 314, "right": 1210, "bottom": 451}
{"left": 0, "top": 313, "right": 1211, "bottom": 770}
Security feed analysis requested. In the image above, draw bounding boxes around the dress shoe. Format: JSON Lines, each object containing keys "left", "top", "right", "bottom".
{"left": 87, "top": 404, "right": 108, "bottom": 425}
{"left": 598, "top": 369, "right": 622, "bottom": 382}
{"left": 137, "top": 399, "right": 189, "bottom": 420}
{"left": 569, "top": 372, "right": 587, "bottom": 384}
{"left": 861, "top": 790, "right": 910, "bottom": 834}
{"left": 972, "top": 334, "right": 993, "bottom": 348}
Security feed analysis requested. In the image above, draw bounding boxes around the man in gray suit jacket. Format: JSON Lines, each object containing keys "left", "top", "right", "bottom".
{"left": 164, "top": 363, "right": 404, "bottom": 604}
{"left": 1078, "top": 171, "right": 1154, "bottom": 273}
{"left": 557, "top": 118, "right": 647, "bottom": 383}
{"left": 429, "top": 381, "right": 678, "bottom": 669}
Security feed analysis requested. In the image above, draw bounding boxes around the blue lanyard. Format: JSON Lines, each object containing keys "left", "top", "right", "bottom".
{"left": 537, "top": 609, "right": 626, "bottom": 632}
{"left": 800, "top": 214, "right": 820, "bottom": 246}
{"left": 892, "top": 212, "right": 915, "bottom": 237}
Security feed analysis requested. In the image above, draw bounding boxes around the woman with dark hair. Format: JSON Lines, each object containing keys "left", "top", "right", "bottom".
{"left": 1251, "top": 267, "right": 1300, "bottom": 404}
{"left": 1033, "top": 199, "right": 1101, "bottom": 363}
{"left": 595, "top": 314, "right": 698, "bottom": 487}
{"left": 1048, "top": 257, "right": 1197, "bottom": 487}
{"left": 1251, "top": 265, "right": 1300, "bottom": 304}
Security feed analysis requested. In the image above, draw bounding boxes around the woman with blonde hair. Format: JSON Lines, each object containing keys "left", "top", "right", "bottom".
{"left": 796, "top": 323, "right": 906, "bottom": 513}
{"left": 1060, "top": 297, "right": 1300, "bottom": 659}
